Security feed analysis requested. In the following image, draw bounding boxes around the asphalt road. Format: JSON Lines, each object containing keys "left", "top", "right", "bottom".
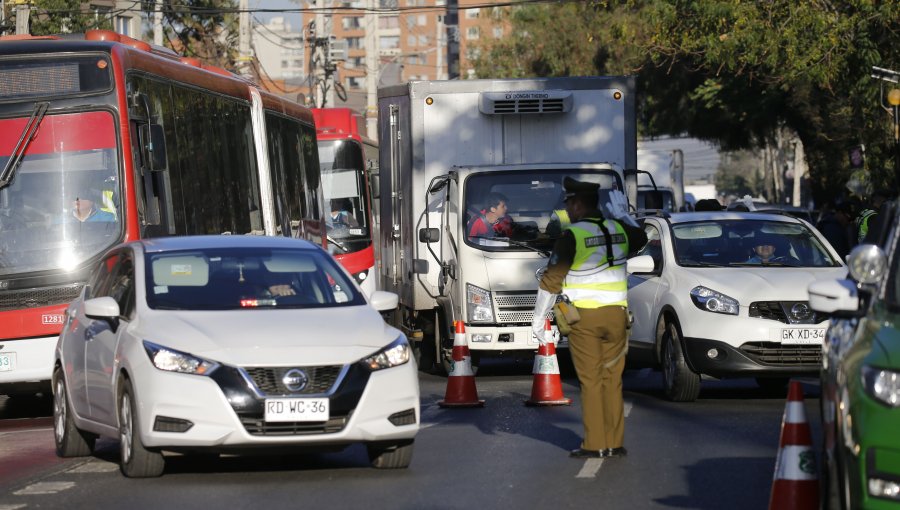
{"left": 0, "top": 358, "right": 821, "bottom": 510}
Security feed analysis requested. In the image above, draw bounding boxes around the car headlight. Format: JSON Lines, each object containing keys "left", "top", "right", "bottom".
{"left": 690, "top": 286, "right": 739, "bottom": 315}
{"left": 862, "top": 365, "right": 900, "bottom": 407}
{"left": 467, "top": 283, "right": 493, "bottom": 322}
{"left": 143, "top": 341, "right": 219, "bottom": 375}
{"left": 361, "top": 336, "right": 410, "bottom": 371}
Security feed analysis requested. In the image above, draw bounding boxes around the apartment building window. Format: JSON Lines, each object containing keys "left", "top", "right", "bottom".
{"left": 379, "top": 16, "right": 399, "bottom": 29}
{"left": 466, "top": 27, "right": 479, "bottom": 40}
{"left": 380, "top": 36, "right": 399, "bottom": 49}
{"left": 493, "top": 27, "right": 503, "bottom": 38}
{"left": 345, "top": 56, "right": 365, "bottom": 69}
{"left": 115, "top": 16, "right": 131, "bottom": 36}
{"left": 407, "top": 35, "right": 416, "bottom": 47}
{"left": 347, "top": 37, "right": 363, "bottom": 49}
{"left": 418, "top": 35, "right": 428, "bottom": 45}
{"left": 347, "top": 76, "right": 363, "bottom": 89}
{"left": 465, "top": 8, "right": 479, "bottom": 19}
{"left": 343, "top": 17, "right": 362, "bottom": 30}
{"left": 380, "top": 0, "right": 398, "bottom": 8}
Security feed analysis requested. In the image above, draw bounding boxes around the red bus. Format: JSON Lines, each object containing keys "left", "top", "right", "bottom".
{"left": 0, "top": 31, "right": 325, "bottom": 398}
{"left": 312, "top": 108, "right": 379, "bottom": 296}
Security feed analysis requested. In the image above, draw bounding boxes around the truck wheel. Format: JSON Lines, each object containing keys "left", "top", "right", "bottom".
{"left": 660, "top": 320, "right": 700, "bottom": 402}
{"left": 53, "top": 368, "right": 96, "bottom": 457}
{"left": 367, "top": 439, "right": 414, "bottom": 469}
{"left": 119, "top": 378, "right": 165, "bottom": 478}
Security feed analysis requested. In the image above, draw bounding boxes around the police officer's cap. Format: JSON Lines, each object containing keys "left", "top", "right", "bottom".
{"left": 563, "top": 177, "right": 600, "bottom": 200}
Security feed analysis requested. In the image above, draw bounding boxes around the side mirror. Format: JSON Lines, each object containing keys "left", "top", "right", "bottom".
{"left": 139, "top": 123, "right": 168, "bottom": 172}
{"left": 808, "top": 279, "right": 860, "bottom": 316}
{"left": 84, "top": 296, "right": 121, "bottom": 329}
{"left": 627, "top": 254, "right": 656, "bottom": 274}
{"left": 369, "top": 290, "right": 399, "bottom": 312}
{"left": 368, "top": 172, "right": 380, "bottom": 200}
{"left": 419, "top": 227, "right": 440, "bottom": 243}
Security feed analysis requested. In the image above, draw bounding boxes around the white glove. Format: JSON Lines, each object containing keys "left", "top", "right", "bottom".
{"left": 606, "top": 190, "right": 639, "bottom": 227}
{"left": 532, "top": 288, "right": 556, "bottom": 344}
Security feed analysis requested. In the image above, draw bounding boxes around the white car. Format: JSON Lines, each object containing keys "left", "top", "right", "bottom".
{"left": 626, "top": 211, "right": 846, "bottom": 401}
{"left": 53, "top": 235, "right": 419, "bottom": 477}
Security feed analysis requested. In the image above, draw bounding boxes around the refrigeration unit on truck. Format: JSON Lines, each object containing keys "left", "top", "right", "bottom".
{"left": 377, "top": 77, "right": 637, "bottom": 372}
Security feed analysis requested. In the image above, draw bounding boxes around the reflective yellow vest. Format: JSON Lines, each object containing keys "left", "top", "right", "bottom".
{"left": 857, "top": 208, "right": 876, "bottom": 243}
{"left": 563, "top": 217, "right": 629, "bottom": 308}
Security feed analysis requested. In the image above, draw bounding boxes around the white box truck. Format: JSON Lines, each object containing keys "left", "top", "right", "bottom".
{"left": 634, "top": 148, "right": 685, "bottom": 211}
{"left": 376, "top": 77, "right": 637, "bottom": 372}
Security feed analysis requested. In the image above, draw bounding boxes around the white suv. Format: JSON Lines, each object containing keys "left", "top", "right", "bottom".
{"left": 626, "top": 211, "right": 846, "bottom": 401}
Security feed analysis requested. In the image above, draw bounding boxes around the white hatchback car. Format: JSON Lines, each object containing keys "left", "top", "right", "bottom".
{"left": 626, "top": 211, "right": 846, "bottom": 401}
{"left": 53, "top": 235, "right": 418, "bottom": 477}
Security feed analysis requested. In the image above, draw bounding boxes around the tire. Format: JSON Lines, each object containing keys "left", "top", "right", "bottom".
{"left": 367, "top": 440, "right": 414, "bottom": 469}
{"left": 660, "top": 319, "right": 700, "bottom": 402}
{"left": 119, "top": 379, "right": 165, "bottom": 478}
{"left": 52, "top": 369, "right": 96, "bottom": 457}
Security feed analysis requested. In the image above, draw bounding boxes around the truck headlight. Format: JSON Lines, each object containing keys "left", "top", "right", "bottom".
{"left": 862, "top": 366, "right": 900, "bottom": 407}
{"left": 143, "top": 341, "right": 219, "bottom": 375}
{"left": 466, "top": 283, "right": 493, "bottom": 322}
{"left": 361, "top": 336, "right": 410, "bottom": 371}
{"left": 690, "top": 286, "right": 739, "bottom": 315}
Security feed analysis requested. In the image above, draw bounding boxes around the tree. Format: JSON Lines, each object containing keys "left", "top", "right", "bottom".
{"left": 24, "top": 0, "right": 113, "bottom": 35}
{"left": 472, "top": 1, "right": 900, "bottom": 203}
{"left": 145, "top": 0, "right": 239, "bottom": 69}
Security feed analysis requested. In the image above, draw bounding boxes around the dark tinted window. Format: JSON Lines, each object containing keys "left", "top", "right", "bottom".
{"left": 266, "top": 112, "right": 322, "bottom": 238}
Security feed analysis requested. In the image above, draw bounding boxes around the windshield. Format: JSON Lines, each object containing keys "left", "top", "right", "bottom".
{"left": 671, "top": 219, "right": 839, "bottom": 268}
{"left": 145, "top": 247, "right": 366, "bottom": 310}
{"left": 463, "top": 168, "right": 622, "bottom": 252}
{"left": 0, "top": 111, "right": 122, "bottom": 275}
{"left": 318, "top": 139, "right": 371, "bottom": 253}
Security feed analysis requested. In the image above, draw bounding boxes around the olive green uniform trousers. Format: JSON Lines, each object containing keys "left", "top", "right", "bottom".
{"left": 567, "top": 305, "right": 628, "bottom": 451}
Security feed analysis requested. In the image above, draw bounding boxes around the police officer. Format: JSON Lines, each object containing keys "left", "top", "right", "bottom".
{"left": 531, "top": 177, "right": 647, "bottom": 459}
{"left": 856, "top": 190, "right": 889, "bottom": 244}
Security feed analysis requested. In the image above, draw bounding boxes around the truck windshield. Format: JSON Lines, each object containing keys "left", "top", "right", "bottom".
{"left": 0, "top": 111, "right": 122, "bottom": 276}
{"left": 318, "top": 139, "right": 371, "bottom": 253}
{"left": 464, "top": 169, "right": 621, "bottom": 252}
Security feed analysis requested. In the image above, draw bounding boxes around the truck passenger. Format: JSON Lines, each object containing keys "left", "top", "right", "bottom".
{"left": 467, "top": 192, "right": 513, "bottom": 240}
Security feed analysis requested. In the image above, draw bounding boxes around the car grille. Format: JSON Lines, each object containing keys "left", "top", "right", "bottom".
{"left": 240, "top": 413, "right": 352, "bottom": 436}
{"left": 242, "top": 365, "right": 343, "bottom": 396}
{"left": 748, "top": 301, "right": 827, "bottom": 325}
{"left": 740, "top": 342, "right": 822, "bottom": 367}
{"left": 0, "top": 284, "right": 83, "bottom": 311}
{"left": 492, "top": 291, "right": 553, "bottom": 324}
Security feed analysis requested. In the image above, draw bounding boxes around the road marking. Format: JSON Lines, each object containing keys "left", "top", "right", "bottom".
{"left": 67, "top": 461, "right": 118, "bottom": 473}
{"left": 575, "top": 401, "right": 634, "bottom": 479}
{"left": 0, "top": 504, "right": 27, "bottom": 510}
{"left": 13, "top": 481, "right": 75, "bottom": 495}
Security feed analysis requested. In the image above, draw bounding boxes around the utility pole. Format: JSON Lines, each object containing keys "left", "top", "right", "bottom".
{"left": 445, "top": 0, "right": 459, "bottom": 79}
{"left": 153, "top": 0, "right": 163, "bottom": 46}
{"left": 435, "top": 11, "right": 444, "bottom": 80}
{"left": 14, "top": 0, "right": 28, "bottom": 35}
{"left": 238, "top": 0, "right": 253, "bottom": 78}
{"left": 871, "top": 66, "right": 900, "bottom": 190}
{"left": 364, "top": 0, "right": 378, "bottom": 139}
{"left": 313, "top": 0, "right": 335, "bottom": 107}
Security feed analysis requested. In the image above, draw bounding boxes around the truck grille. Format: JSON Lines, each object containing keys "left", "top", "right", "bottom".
{"left": 0, "top": 284, "right": 83, "bottom": 311}
{"left": 493, "top": 291, "right": 552, "bottom": 324}
{"left": 739, "top": 342, "right": 822, "bottom": 367}
{"left": 749, "top": 301, "right": 827, "bottom": 325}
{"left": 242, "top": 365, "right": 343, "bottom": 396}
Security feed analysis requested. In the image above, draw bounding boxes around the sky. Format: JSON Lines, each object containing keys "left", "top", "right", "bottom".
{"left": 252, "top": 0, "right": 305, "bottom": 31}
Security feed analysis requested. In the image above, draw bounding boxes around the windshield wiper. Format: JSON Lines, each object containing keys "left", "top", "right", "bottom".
{"left": 470, "top": 236, "right": 550, "bottom": 257}
{"left": 729, "top": 261, "right": 799, "bottom": 267}
{"left": 680, "top": 260, "right": 726, "bottom": 267}
{"left": 327, "top": 234, "right": 349, "bottom": 253}
{"left": 0, "top": 102, "right": 50, "bottom": 191}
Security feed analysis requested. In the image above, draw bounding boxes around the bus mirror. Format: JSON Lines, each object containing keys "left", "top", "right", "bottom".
{"left": 140, "top": 124, "right": 168, "bottom": 172}
{"left": 369, "top": 173, "right": 380, "bottom": 199}
{"left": 419, "top": 227, "right": 440, "bottom": 243}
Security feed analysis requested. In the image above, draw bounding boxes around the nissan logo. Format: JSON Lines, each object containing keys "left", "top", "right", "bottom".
{"left": 791, "top": 303, "right": 812, "bottom": 321}
{"left": 282, "top": 368, "right": 309, "bottom": 392}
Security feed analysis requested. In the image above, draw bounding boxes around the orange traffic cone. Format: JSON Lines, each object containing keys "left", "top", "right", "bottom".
{"left": 438, "top": 321, "right": 485, "bottom": 408}
{"left": 769, "top": 380, "right": 819, "bottom": 510}
{"left": 525, "top": 319, "right": 572, "bottom": 406}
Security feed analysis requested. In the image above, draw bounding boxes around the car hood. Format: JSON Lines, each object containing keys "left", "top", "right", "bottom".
{"left": 131, "top": 306, "right": 400, "bottom": 366}
{"left": 676, "top": 266, "right": 847, "bottom": 302}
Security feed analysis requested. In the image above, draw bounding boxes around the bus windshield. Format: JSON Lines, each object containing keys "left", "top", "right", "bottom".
{"left": 318, "top": 139, "right": 371, "bottom": 253}
{"left": 463, "top": 168, "right": 622, "bottom": 253}
{"left": 0, "top": 111, "right": 122, "bottom": 275}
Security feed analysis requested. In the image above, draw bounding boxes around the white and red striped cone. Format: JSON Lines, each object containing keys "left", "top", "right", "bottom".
{"left": 769, "top": 380, "right": 819, "bottom": 510}
{"left": 525, "top": 319, "right": 572, "bottom": 406}
{"left": 438, "top": 321, "right": 485, "bottom": 408}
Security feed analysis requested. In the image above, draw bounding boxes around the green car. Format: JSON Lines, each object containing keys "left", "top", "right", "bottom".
{"left": 809, "top": 242, "right": 900, "bottom": 509}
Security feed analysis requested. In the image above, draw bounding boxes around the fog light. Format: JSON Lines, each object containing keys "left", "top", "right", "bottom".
{"left": 707, "top": 348, "right": 719, "bottom": 359}
{"left": 869, "top": 478, "right": 900, "bottom": 500}
{"left": 470, "top": 333, "right": 492, "bottom": 343}
{"left": 153, "top": 416, "right": 194, "bottom": 433}
{"left": 388, "top": 408, "right": 417, "bottom": 426}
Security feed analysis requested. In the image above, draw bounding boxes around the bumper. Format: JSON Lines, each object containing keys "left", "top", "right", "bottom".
{"left": 464, "top": 324, "right": 565, "bottom": 351}
{"left": 682, "top": 337, "right": 821, "bottom": 378}
{"left": 0, "top": 335, "right": 57, "bottom": 393}
{"left": 130, "top": 359, "right": 420, "bottom": 451}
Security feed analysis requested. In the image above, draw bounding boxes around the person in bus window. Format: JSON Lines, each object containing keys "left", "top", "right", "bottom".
{"left": 70, "top": 194, "right": 117, "bottom": 223}
{"left": 467, "top": 192, "right": 513, "bottom": 240}
{"left": 327, "top": 198, "right": 358, "bottom": 229}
